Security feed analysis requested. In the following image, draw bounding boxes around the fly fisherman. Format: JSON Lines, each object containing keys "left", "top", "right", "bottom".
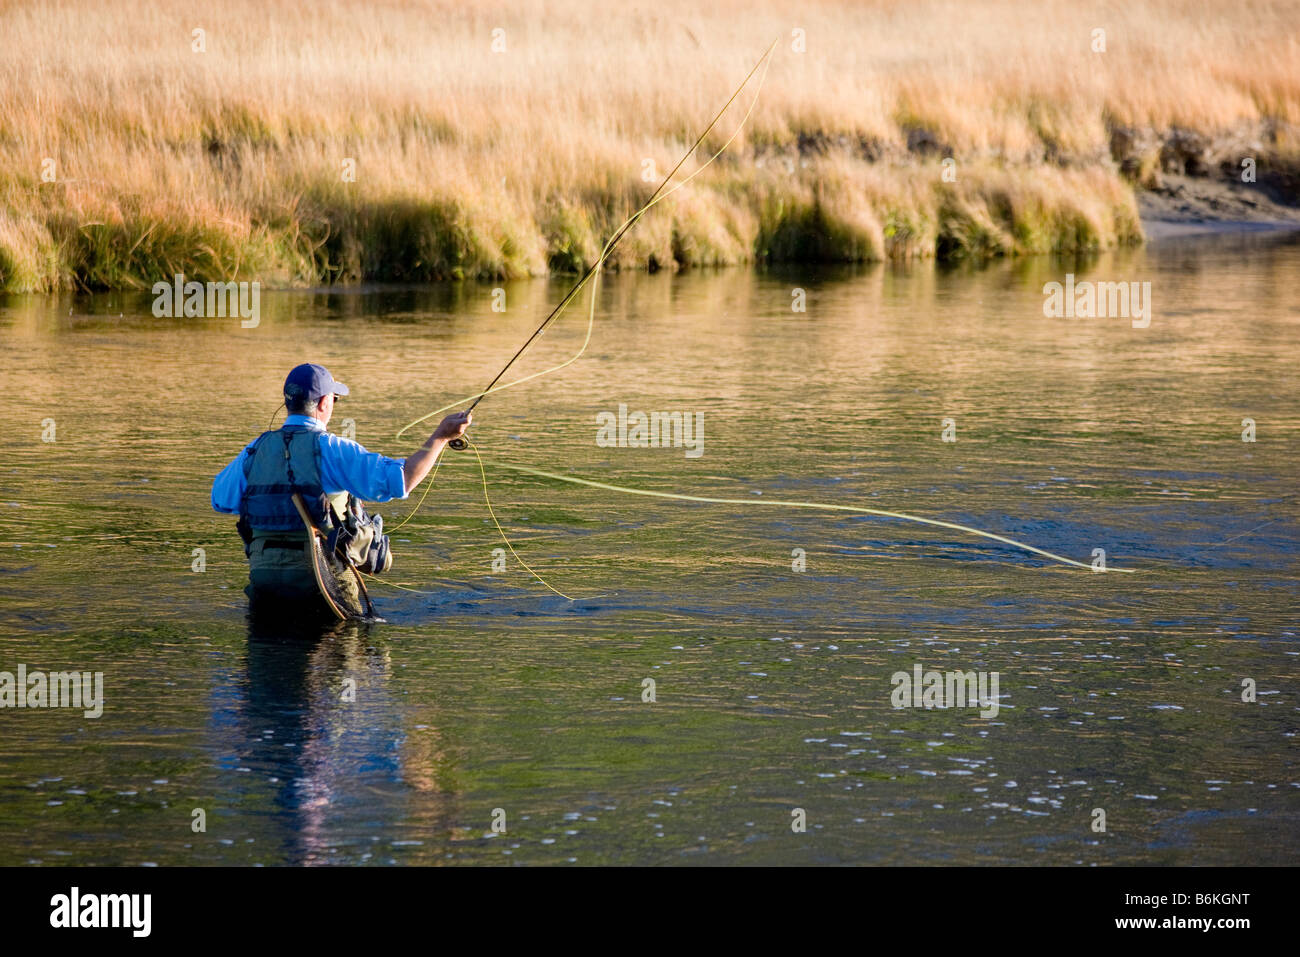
{"left": 212, "top": 363, "right": 470, "bottom": 617}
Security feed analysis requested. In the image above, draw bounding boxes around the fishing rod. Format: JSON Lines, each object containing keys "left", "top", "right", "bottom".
{"left": 445, "top": 40, "right": 778, "bottom": 451}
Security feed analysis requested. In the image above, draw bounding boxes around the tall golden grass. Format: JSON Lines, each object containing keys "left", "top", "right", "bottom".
{"left": 1, "top": 0, "right": 1297, "bottom": 290}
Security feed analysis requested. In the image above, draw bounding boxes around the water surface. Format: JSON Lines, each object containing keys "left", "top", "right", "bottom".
{"left": 1, "top": 231, "right": 1296, "bottom": 865}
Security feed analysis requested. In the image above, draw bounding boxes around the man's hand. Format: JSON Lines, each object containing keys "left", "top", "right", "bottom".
{"left": 433, "top": 410, "right": 472, "bottom": 442}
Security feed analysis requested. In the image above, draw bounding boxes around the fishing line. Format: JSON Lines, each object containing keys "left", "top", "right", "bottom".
{"left": 385, "top": 456, "right": 442, "bottom": 535}
{"left": 466, "top": 440, "right": 574, "bottom": 599}
{"left": 365, "top": 452, "right": 1133, "bottom": 603}
{"left": 483, "top": 461, "right": 1136, "bottom": 575}
{"left": 373, "top": 39, "right": 1135, "bottom": 598}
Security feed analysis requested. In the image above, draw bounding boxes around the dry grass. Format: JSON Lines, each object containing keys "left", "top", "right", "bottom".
{"left": 1, "top": 0, "right": 1296, "bottom": 290}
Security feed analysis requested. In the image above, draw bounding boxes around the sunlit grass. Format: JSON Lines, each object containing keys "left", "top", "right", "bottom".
{"left": 0, "top": 0, "right": 1295, "bottom": 290}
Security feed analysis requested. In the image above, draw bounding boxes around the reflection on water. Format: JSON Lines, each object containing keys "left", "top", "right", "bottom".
{"left": 0, "top": 230, "right": 1296, "bottom": 865}
{"left": 230, "top": 617, "right": 454, "bottom": 865}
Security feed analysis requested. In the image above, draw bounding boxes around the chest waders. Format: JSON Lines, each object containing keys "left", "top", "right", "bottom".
{"left": 238, "top": 426, "right": 365, "bottom": 619}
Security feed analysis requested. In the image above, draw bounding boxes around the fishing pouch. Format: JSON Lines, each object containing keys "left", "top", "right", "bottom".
{"left": 327, "top": 498, "right": 393, "bottom": 575}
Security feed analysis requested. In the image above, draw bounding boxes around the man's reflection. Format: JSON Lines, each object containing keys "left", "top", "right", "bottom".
{"left": 222, "top": 612, "right": 456, "bottom": 863}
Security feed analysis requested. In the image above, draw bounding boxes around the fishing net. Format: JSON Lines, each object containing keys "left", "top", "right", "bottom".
{"left": 306, "top": 526, "right": 367, "bottom": 620}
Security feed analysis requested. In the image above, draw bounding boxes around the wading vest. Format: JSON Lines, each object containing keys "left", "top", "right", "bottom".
{"left": 239, "top": 426, "right": 349, "bottom": 551}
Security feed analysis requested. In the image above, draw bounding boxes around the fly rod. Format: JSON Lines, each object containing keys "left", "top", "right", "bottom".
{"left": 445, "top": 40, "right": 777, "bottom": 451}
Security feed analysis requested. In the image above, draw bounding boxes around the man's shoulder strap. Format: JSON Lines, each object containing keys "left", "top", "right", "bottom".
{"left": 241, "top": 430, "right": 278, "bottom": 473}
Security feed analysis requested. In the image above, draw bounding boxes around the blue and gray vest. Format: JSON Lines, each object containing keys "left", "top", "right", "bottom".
{"left": 239, "top": 426, "right": 349, "bottom": 541}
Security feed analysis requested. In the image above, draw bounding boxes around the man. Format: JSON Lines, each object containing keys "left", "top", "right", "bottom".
{"left": 212, "top": 363, "right": 470, "bottom": 617}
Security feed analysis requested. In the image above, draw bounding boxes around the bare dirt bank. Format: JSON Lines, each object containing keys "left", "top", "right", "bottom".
{"left": 1138, "top": 175, "right": 1300, "bottom": 240}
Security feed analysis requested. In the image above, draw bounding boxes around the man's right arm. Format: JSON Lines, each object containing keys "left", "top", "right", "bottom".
{"left": 402, "top": 411, "right": 472, "bottom": 494}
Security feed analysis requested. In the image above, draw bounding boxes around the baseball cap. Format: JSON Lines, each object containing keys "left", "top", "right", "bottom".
{"left": 283, "top": 363, "right": 350, "bottom": 404}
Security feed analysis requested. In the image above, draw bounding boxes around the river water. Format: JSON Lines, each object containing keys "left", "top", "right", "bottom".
{"left": 0, "top": 230, "right": 1296, "bottom": 865}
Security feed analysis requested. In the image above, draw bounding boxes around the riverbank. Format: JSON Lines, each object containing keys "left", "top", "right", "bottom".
{"left": 1137, "top": 174, "right": 1300, "bottom": 240}
{"left": 1, "top": 0, "right": 1297, "bottom": 292}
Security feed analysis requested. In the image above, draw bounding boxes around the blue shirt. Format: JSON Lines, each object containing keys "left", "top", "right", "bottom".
{"left": 212, "top": 415, "right": 408, "bottom": 514}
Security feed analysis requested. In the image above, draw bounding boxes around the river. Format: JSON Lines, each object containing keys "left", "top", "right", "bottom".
{"left": 0, "top": 229, "right": 1296, "bottom": 865}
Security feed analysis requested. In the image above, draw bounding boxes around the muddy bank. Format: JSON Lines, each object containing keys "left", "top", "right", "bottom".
{"left": 1113, "top": 121, "right": 1300, "bottom": 238}
{"left": 1138, "top": 174, "right": 1300, "bottom": 239}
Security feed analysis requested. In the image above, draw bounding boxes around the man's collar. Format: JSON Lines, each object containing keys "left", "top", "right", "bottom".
{"left": 284, "top": 414, "right": 326, "bottom": 431}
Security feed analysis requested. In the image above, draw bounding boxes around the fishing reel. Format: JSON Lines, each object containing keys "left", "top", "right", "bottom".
{"left": 448, "top": 437, "right": 469, "bottom": 451}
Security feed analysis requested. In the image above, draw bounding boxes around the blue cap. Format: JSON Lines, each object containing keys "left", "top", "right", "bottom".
{"left": 284, "top": 363, "right": 349, "bottom": 405}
